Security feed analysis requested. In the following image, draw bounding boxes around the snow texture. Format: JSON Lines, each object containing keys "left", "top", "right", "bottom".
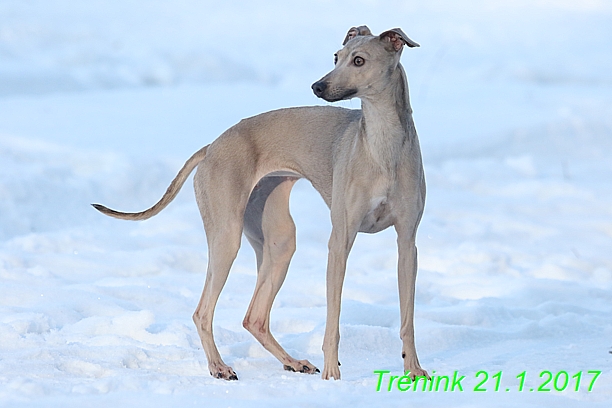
{"left": 1, "top": 0, "right": 611, "bottom": 407}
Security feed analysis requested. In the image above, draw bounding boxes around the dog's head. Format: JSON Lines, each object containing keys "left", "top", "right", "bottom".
{"left": 312, "top": 25, "right": 419, "bottom": 102}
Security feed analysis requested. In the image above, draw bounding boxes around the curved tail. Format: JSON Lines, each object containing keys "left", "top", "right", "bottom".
{"left": 92, "top": 145, "right": 209, "bottom": 221}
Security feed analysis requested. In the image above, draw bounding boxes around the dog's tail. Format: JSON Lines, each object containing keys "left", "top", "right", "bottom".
{"left": 92, "top": 145, "right": 209, "bottom": 221}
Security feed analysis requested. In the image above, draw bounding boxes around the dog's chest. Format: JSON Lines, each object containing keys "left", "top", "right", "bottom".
{"left": 359, "top": 195, "right": 394, "bottom": 233}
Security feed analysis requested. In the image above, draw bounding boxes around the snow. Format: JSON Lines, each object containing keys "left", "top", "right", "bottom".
{"left": 1, "top": 0, "right": 611, "bottom": 407}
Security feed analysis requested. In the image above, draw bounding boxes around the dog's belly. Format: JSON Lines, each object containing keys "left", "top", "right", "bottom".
{"left": 359, "top": 196, "right": 394, "bottom": 233}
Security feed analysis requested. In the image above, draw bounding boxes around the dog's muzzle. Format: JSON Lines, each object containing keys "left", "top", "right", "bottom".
{"left": 311, "top": 80, "right": 357, "bottom": 102}
{"left": 311, "top": 81, "right": 327, "bottom": 98}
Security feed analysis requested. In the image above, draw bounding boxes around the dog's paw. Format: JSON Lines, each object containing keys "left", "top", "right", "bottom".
{"left": 403, "top": 353, "right": 429, "bottom": 380}
{"left": 209, "top": 363, "right": 238, "bottom": 381}
{"left": 403, "top": 362, "right": 429, "bottom": 380}
{"left": 321, "top": 364, "right": 341, "bottom": 380}
{"left": 404, "top": 367, "right": 429, "bottom": 380}
{"left": 283, "top": 359, "right": 320, "bottom": 374}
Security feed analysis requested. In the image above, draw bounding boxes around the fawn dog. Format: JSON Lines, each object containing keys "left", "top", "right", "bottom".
{"left": 94, "top": 25, "right": 427, "bottom": 381}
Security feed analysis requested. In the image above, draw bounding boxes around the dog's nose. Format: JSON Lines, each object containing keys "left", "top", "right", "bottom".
{"left": 311, "top": 81, "right": 327, "bottom": 98}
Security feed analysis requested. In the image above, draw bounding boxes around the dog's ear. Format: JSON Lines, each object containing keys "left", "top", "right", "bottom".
{"left": 342, "top": 25, "right": 372, "bottom": 45}
{"left": 379, "top": 28, "right": 420, "bottom": 51}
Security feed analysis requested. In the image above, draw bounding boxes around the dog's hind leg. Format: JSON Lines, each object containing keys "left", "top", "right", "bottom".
{"left": 242, "top": 176, "right": 319, "bottom": 374}
{"left": 191, "top": 158, "right": 254, "bottom": 381}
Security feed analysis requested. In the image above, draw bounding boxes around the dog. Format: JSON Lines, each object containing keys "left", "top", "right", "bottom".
{"left": 93, "top": 25, "right": 427, "bottom": 381}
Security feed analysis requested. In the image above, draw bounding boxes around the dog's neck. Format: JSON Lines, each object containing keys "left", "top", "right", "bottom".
{"left": 359, "top": 64, "right": 416, "bottom": 169}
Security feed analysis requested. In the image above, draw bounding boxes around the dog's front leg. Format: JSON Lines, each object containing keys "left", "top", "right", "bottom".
{"left": 395, "top": 224, "right": 429, "bottom": 379}
{"left": 321, "top": 192, "right": 367, "bottom": 380}
{"left": 321, "top": 224, "right": 358, "bottom": 380}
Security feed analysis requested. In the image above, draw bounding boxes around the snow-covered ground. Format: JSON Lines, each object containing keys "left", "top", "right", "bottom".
{"left": 1, "top": 1, "right": 611, "bottom": 406}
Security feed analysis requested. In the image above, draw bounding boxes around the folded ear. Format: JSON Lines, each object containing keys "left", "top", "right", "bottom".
{"left": 379, "top": 28, "right": 420, "bottom": 51}
{"left": 342, "top": 25, "right": 372, "bottom": 45}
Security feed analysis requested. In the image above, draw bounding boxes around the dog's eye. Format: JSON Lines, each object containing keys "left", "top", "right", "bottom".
{"left": 353, "top": 56, "right": 365, "bottom": 67}
{"left": 334, "top": 54, "right": 338, "bottom": 65}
